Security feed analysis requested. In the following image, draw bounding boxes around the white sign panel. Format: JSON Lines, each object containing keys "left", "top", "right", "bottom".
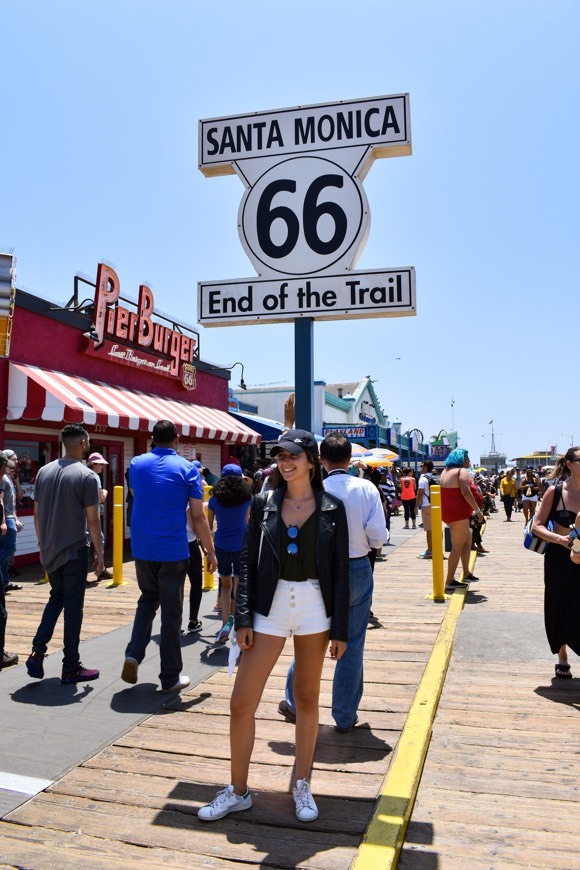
{"left": 198, "top": 94, "right": 415, "bottom": 327}
{"left": 199, "top": 94, "right": 411, "bottom": 177}
{"left": 199, "top": 268, "right": 415, "bottom": 327}
{"left": 323, "top": 426, "right": 368, "bottom": 438}
{"left": 240, "top": 155, "right": 369, "bottom": 277}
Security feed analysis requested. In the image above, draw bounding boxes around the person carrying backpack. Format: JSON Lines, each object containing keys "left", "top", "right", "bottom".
{"left": 416, "top": 460, "right": 438, "bottom": 557}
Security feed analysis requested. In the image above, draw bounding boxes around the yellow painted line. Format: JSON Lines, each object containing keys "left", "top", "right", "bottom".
{"left": 352, "top": 569, "right": 472, "bottom": 869}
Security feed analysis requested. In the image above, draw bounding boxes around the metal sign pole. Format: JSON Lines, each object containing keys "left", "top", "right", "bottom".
{"left": 294, "top": 318, "right": 314, "bottom": 432}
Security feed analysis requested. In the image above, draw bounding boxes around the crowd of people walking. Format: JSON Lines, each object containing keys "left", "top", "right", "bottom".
{"left": 2, "top": 423, "right": 580, "bottom": 827}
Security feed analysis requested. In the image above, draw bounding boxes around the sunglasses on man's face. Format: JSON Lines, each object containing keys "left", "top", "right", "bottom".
{"left": 287, "top": 525, "right": 299, "bottom": 555}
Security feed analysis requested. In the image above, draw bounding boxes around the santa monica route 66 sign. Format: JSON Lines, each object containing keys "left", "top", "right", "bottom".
{"left": 198, "top": 94, "right": 416, "bottom": 326}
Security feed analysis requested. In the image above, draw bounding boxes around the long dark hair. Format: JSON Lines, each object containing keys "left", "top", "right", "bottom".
{"left": 548, "top": 446, "right": 580, "bottom": 481}
{"left": 268, "top": 447, "right": 324, "bottom": 492}
{"left": 212, "top": 474, "right": 252, "bottom": 506}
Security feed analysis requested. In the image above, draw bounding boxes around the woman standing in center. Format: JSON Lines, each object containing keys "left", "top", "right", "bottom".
{"left": 198, "top": 430, "right": 349, "bottom": 824}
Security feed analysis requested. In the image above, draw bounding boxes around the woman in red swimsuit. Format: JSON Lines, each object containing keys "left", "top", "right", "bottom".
{"left": 440, "top": 448, "right": 484, "bottom": 590}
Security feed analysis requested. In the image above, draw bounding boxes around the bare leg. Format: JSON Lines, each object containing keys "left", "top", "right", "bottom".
{"left": 446, "top": 519, "right": 471, "bottom": 583}
{"left": 558, "top": 644, "right": 568, "bottom": 665}
{"left": 292, "top": 631, "right": 329, "bottom": 786}
{"left": 529, "top": 501, "right": 537, "bottom": 521}
{"left": 231, "top": 575, "right": 238, "bottom": 616}
{"left": 229, "top": 632, "right": 286, "bottom": 794}
{"left": 460, "top": 528, "right": 473, "bottom": 576}
{"left": 523, "top": 501, "right": 530, "bottom": 523}
{"left": 220, "top": 575, "right": 233, "bottom": 625}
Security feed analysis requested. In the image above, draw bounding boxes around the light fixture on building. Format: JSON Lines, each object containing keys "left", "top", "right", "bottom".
{"left": 226, "top": 361, "right": 247, "bottom": 390}
{"left": 83, "top": 325, "right": 100, "bottom": 343}
{"left": 204, "top": 359, "right": 248, "bottom": 389}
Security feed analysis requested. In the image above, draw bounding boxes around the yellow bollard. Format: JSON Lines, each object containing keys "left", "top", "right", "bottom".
{"left": 202, "top": 553, "right": 214, "bottom": 590}
{"left": 202, "top": 483, "right": 215, "bottom": 590}
{"left": 427, "top": 485, "right": 447, "bottom": 601}
{"left": 107, "top": 484, "right": 128, "bottom": 587}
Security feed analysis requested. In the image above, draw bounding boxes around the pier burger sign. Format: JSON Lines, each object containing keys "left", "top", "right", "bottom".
{"left": 198, "top": 94, "right": 415, "bottom": 326}
{"left": 84, "top": 263, "right": 200, "bottom": 389}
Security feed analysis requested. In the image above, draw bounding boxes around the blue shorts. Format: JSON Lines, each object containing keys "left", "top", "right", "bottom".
{"left": 215, "top": 547, "right": 241, "bottom": 577}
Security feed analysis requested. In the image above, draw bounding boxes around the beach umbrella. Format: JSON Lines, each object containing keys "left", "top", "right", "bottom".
{"left": 362, "top": 447, "right": 399, "bottom": 462}
{"left": 357, "top": 454, "right": 394, "bottom": 468}
{"left": 350, "top": 443, "right": 368, "bottom": 456}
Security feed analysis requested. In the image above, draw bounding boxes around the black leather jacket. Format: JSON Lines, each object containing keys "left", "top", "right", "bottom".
{"left": 235, "top": 486, "right": 350, "bottom": 641}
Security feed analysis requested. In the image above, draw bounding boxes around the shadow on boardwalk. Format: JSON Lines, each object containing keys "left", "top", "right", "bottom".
{"left": 400, "top": 514, "right": 580, "bottom": 870}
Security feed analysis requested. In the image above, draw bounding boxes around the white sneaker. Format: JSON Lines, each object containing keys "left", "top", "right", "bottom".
{"left": 293, "top": 779, "right": 318, "bottom": 822}
{"left": 160, "top": 675, "right": 190, "bottom": 694}
{"left": 198, "top": 784, "right": 252, "bottom": 821}
{"left": 121, "top": 657, "right": 139, "bottom": 684}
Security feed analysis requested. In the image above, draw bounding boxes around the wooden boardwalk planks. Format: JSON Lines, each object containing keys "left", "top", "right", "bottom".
{"left": 1, "top": 528, "right": 452, "bottom": 868}
{"left": 400, "top": 512, "right": 580, "bottom": 869}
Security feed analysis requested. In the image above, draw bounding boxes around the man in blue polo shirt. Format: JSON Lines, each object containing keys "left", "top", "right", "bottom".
{"left": 122, "top": 420, "right": 216, "bottom": 693}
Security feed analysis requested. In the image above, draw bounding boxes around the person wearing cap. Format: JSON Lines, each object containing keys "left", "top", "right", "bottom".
{"left": 0, "top": 452, "right": 19, "bottom": 670}
{"left": 198, "top": 430, "right": 349, "bottom": 825}
{"left": 122, "top": 420, "right": 217, "bottom": 694}
{"left": 87, "top": 452, "right": 111, "bottom": 580}
{"left": 0, "top": 452, "right": 23, "bottom": 593}
{"left": 207, "top": 464, "right": 253, "bottom": 644}
{"left": 280, "top": 433, "right": 388, "bottom": 733}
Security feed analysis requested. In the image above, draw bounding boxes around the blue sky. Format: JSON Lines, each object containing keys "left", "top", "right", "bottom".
{"left": 3, "top": 1, "right": 579, "bottom": 461}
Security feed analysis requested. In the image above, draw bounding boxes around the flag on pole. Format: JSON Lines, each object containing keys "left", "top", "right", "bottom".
{"left": 488, "top": 419, "right": 493, "bottom": 425}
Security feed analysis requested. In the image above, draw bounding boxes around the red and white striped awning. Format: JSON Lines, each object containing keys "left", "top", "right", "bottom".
{"left": 7, "top": 363, "right": 261, "bottom": 445}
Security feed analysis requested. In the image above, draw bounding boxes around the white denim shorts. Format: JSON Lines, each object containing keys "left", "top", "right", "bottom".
{"left": 252, "top": 578, "right": 331, "bottom": 637}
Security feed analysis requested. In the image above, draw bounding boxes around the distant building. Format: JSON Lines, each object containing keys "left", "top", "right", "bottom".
{"left": 233, "top": 376, "right": 431, "bottom": 468}
{"left": 479, "top": 451, "right": 507, "bottom": 471}
{"left": 511, "top": 451, "right": 560, "bottom": 470}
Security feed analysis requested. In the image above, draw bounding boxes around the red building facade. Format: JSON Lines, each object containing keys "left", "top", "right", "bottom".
{"left": 0, "top": 270, "right": 259, "bottom": 564}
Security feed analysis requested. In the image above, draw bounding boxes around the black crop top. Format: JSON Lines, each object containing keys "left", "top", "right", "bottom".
{"left": 551, "top": 484, "right": 576, "bottom": 528}
{"left": 279, "top": 514, "right": 318, "bottom": 581}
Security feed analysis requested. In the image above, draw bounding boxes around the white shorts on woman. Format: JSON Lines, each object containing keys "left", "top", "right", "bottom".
{"left": 252, "top": 579, "right": 331, "bottom": 637}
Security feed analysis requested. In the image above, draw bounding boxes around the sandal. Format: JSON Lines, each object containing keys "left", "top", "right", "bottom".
{"left": 555, "top": 663, "right": 572, "bottom": 679}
